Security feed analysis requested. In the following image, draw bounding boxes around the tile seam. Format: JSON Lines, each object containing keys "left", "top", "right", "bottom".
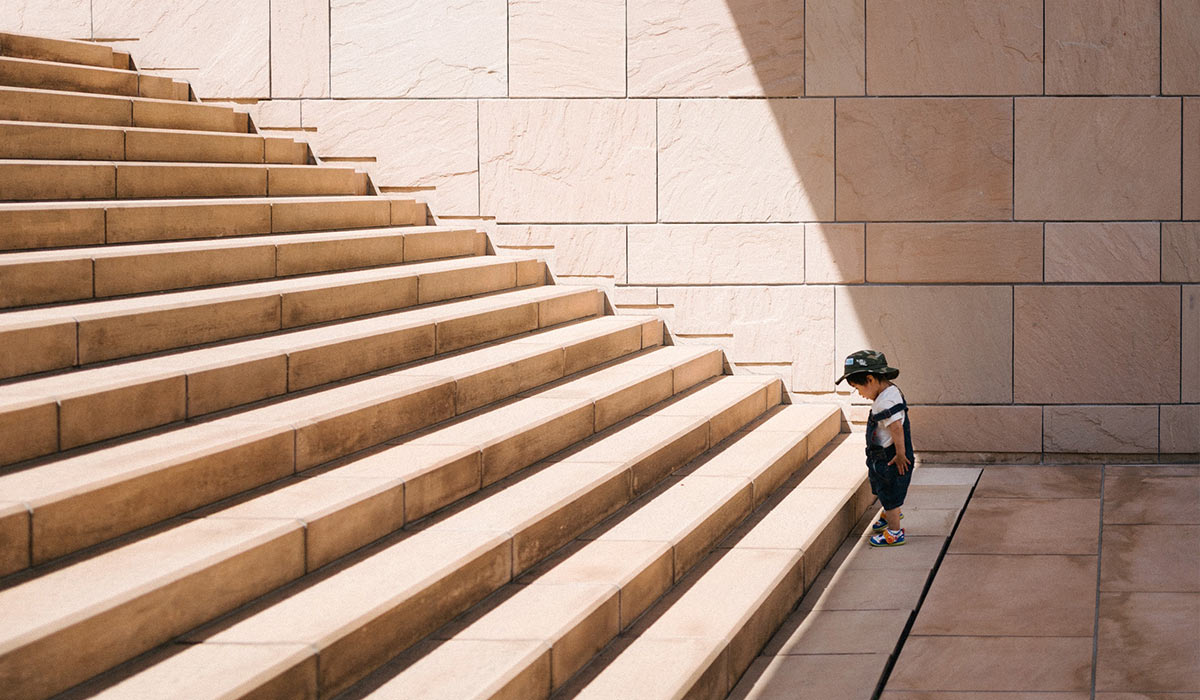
{"left": 1090, "top": 464, "right": 1106, "bottom": 699}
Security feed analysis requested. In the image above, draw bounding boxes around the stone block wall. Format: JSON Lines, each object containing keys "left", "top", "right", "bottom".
{"left": 5, "top": 0, "right": 1197, "bottom": 459}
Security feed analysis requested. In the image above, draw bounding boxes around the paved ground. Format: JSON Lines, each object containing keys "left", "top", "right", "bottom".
{"left": 732, "top": 463, "right": 1200, "bottom": 699}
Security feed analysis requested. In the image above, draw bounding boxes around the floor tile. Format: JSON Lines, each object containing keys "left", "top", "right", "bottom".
{"left": 841, "top": 535, "right": 946, "bottom": 571}
{"left": 1100, "top": 525, "right": 1200, "bottom": 592}
{"left": 902, "top": 485, "right": 973, "bottom": 510}
{"left": 882, "top": 693, "right": 1091, "bottom": 699}
{"left": 887, "top": 636, "right": 1093, "bottom": 692}
{"left": 1103, "top": 471, "right": 1200, "bottom": 524}
{"left": 909, "top": 467, "right": 982, "bottom": 486}
{"left": 973, "top": 466, "right": 1102, "bottom": 499}
{"left": 729, "top": 652, "right": 889, "bottom": 700}
{"left": 799, "top": 566, "right": 928, "bottom": 611}
{"left": 1096, "top": 694, "right": 1200, "bottom": 699}
{"left": 765, "top": 608, "right": 911, "bottom": 655}
{"left": 1096, "top": 592, "right": 1200, "bottom": 692}
{"left": 911, "top": 554, "right": 1097, "bottom": 636}
{"left": 949, "top": 498, "right": 1100, "bottom": 555}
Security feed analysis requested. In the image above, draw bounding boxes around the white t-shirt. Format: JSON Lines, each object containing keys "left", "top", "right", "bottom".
{"left": 871, "top": 385, "right": 905, "bottom": 447}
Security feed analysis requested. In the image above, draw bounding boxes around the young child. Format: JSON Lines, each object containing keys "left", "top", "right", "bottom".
{"left": 835, "top": 350, "right": 914, "bottom": 547}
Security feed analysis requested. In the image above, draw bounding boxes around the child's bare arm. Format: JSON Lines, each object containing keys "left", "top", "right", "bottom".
{"left": 886, "top": 420, "right": 910, "bottom": 474}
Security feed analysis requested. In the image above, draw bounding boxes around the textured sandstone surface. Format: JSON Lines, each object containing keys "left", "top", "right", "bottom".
{"left": 627, "top": 0, "right": 804, "bottom": 97}
{"left": 805, "top": 224, "right": 864, "bottom": 284}
{"left": 658, "top": 99, "right": 833, "bottom": 222}
{"left": 836, "top": 98, "right": 1013, "bottom": 221}
{"left": 480, "top": 99, "right": 656, "bottom": 223}
{"left": 867, "top": 223, "right": 1042, "bottom": 283}
{"left": 509, "top": 0, "right": 624, "bottom": 97}
{"left": 93, "top": 0, "right": 269, "bottom": 98}
{"left": 1161, "top": 405, "right": 1200, "bottom": 453}
{"left": 1043, "top": 406, "right": 1159, "bottom": 454}
{"left": 656, "top": 286, "right": 833, "bottom": 385}
{"left": 866, "top": 0, "right": 1043, "bottom": 95}
{"left": 1186, "top": 99, "right": 1200, "bottom": 220}
{"left": 1044, "top": 223, "right": 1160, "bottom": 283}
{"left": 303, "top": 99, "right": 478, "bottom": 215}
{"left": 271, "top": 0, "right": 329, "bottom": 98}
{"left": 329, "top": 0, "right": 505, "bottom": 97}
{"left": 627, "top": 225, "right": 803, "bottom": 285}
{"left": 909, "top": 406, "right": 1043, "bottom": 453}
{"left": 0, "top": 0, "right": 91, "bottom": 38}
{"left": 1045, "top": 0, "right": 1160, "bottom": 95}
{"left": 493, "top": 225, "right": 626, "bottom": 281}
{"left": 1160, "top": 405, "right": 1200, "bottom": 454}
{"left": 1164, "top": 0, "right": 1200, "bottom": 94}
{"left": 1014, "top": 286, "right": 1181, "bottom": 404}
{"left": 1015, "top": 98, "right": 1181, "bottom": 221}
{"left": 836, "top": 286, "right": 1013, "bottom": 404}
{"left": 805, "top": 0, "right": 865, "bottom": 96}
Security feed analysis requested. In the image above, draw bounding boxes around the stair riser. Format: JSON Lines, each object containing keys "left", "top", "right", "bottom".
{"left": 0, "top": 260, "right": 537, "bottom": 379}
{"left": 0, "top": 123, "right": 307, "bottom": 164}
{"left": 0, "top": 58, "right": 137, "bottom": 97}
{"left": 0, "top": 88, "right": 249, "bottom": 134}
{"left": 0, "top": 197, "right": 424, "bottom": 252}
{"left": 0, "top": 290, "right": 600, "bottom": 466}
{"left": 0, "top": 33, "right": 117, "bottom": 69}
{"left": 0, "top": 58, "right": 189, "bottom": 102}
{"left": 0, "top": 229, "right": 482, "bottom": 309}
{"left": 0, "top": 163, "right": 366, "bottom": 202}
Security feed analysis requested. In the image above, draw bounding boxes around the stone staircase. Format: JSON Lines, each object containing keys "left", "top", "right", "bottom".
{"left": 0, "top": 32, "right": 871, "bottom": 700}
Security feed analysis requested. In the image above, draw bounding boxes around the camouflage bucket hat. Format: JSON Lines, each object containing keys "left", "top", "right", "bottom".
{"left": 835, "top": 349, "right": 900, "bottom": 385}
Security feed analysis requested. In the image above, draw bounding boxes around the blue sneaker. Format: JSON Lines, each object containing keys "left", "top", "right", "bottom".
{"left": 869, "top": 528, "right": 905, "bottom": 547}
{"left": 870, "top": 512, "right": 903, "bottom": 532}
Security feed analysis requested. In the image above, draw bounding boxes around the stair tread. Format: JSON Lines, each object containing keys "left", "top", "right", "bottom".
{"left": 569, "top": 434, "right": 868, "bottom": 700}
{"left": 357, "top": 405, "right": 838, "bottom": 700}
{"left": 0, "top": 118, "right": 283, "bottom": 140}
{"left": 0, "top": 255, "right": 526, "bottom": 327}
{"left": 0, "top": 225, "right": 469, "bottom": 263}
{"left": 0, "top": 285, "right": 593, "bottom": 404}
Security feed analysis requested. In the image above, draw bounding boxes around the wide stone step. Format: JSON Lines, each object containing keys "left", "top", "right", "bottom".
{"left": 0, "top": 195, "right": 427, "bottom": 252}
{"left": 351, "top": 402, "right": 842, "bottom": 699}
{"left": 0, "top": 345, "right": 721, "bottom": 700}
{"left": 0, "top": 315, "right": 669, "bottom": 582}
{"left": 0, "top": 86, "right": 249, "bottom": 133}
{"left": 0, "top": 224, "right": 484, "bottom": 308}
{"left": 0, "top": 159, "right": 368, "bottom": 202}
{"left": 0, "top": 32, "right": 122, "bottom": 70}
{"left": 0, "top": 56, "right": 188, "bottom": 100}
{"left": 563, "top": 434, "right": 871, "bottom": 700}
{"left": 0, "top": 284, "right": 602, "bottom": 467}
{"left": 0, "top": 254, "right": 543, "bottom": 379}
{"left": 0, "top": 120, "right": 308, "bottom": 164}
{"left": 52, "top": 363, "right": 741, "bottom": 700}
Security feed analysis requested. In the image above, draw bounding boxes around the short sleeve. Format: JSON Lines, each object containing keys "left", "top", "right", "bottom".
{"left": 873, "top": 386, "right": 905, "bottom": 427}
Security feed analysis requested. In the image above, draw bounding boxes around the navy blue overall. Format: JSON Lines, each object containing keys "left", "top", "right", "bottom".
{"left": 865, "top": 389, "right": 914, "bottom": 511}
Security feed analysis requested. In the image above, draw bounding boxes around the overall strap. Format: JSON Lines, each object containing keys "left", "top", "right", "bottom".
{"left": 870, "top": 401, "right": 907, "bottom": 422}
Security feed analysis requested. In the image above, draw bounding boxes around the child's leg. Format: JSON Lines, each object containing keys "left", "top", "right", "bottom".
{"left": 884, "top": 506, "right": 902, "bottom": 531}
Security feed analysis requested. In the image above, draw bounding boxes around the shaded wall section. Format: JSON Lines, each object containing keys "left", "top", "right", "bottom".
{"left": 3, "top": 0, "right": 1197, "bottom": 459}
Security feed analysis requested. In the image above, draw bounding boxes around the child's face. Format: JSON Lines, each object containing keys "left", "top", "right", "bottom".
{"left": 849, "top": 375, "right": 883, "bottom": 401}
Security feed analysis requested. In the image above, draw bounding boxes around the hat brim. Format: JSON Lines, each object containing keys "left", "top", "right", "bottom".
{"left": 835, "top": 367, "right": 900, "bottom": 385}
